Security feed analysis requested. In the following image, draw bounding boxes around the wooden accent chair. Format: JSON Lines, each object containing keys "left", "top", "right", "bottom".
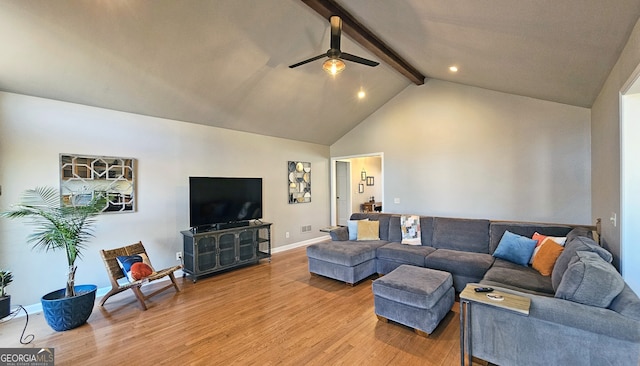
{"left": 99, "top": 241, "right": 182, "bottom": 310}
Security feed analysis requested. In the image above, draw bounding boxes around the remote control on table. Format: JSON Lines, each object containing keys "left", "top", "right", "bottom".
{"left": 474, "top": 287, "right": 494, "bottom": 293}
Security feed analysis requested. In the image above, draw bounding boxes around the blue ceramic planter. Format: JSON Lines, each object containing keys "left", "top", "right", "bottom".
{"left": 41, "top": 284, "right": 96, "bottom": 331}
{"left": 0, "top": 295, "right": 11, "bottom": 318}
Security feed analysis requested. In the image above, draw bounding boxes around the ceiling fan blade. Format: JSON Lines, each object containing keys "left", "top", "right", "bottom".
{"left": 340, "top": 53, "right": 379, "bottom": 67}
{"left": 330, "top": 16, "right": 341, "bottom": 51}
{"left": 289, "top": 54, "right": 327, "bottom": 68}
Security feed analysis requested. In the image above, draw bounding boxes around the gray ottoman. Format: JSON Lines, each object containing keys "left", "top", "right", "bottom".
{"left": 372, "top": 265, "right": 454, "bottom": 336}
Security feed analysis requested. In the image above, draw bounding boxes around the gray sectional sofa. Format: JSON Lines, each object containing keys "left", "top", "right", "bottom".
{"left": 306, "top": 213, "right": 640, "bottom": 365}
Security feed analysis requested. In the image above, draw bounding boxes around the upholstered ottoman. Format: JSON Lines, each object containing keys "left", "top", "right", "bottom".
{"left": 372, "top": 265, "right": 454, "bottom": 336}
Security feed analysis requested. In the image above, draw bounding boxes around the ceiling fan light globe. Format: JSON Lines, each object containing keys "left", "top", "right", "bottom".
{"left": 323, "top": 59, "right": 346, "bottom": 75}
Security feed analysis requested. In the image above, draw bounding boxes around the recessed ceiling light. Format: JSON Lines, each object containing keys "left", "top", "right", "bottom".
{"left": 357, "top": 89, "right": 366, "bottom": 99}
{"left": 449, "top": 66, "right": 458, "bottom": 73}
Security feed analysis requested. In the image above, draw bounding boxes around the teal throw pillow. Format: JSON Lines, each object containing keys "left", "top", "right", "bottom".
{"left": 493, "top": 230, "right": 537, "bottom": 266}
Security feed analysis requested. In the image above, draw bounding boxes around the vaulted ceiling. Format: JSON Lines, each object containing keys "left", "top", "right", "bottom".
{"left": 1, "top": 1, "right": 639, "bottom": 145}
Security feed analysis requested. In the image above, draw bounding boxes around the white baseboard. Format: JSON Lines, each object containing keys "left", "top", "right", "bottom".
{"left": 16, "top": 235, "right": 329, "bottom": 317}
{"left": 271, "top": 235, "right": 329, "bottom": 253}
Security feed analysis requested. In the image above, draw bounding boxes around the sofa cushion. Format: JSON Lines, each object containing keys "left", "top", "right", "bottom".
{"left": 432, "top": 217, "right": 490, "bottom": 253}
{"left": 349, "top": 213, "right": 373, "bottom": 220}
{"left": 489, "top": 222, "right": 573, "bottom": 254}
{"left": 377, "top": 214, "right": 392, "bottom": 241}
{"left": 481, "top": 258, "right": 555, "bottom": 295}
{"left": 424, "top": 249, "right": 494, "bottom": 278}
{"left": 420, "top": 216, "right": 435, "bottom": 247}
{"left": 388, "top": 216, "right": 402, "bottom": 242}
{"left": 400, "top": 215, "right": 421, "bottom": 245}
{"left": 492, "top": 231, "right": 537, "bottom": 266}
{"left": 555, "top": 251, "right": 624, "bottom": 308}
{"left": 566, "top": 226, "right": 594, "bottom": 242}
{"left": 306, "top": 241, "right": 386, "bottom": 266}
{"left": 552, "top": 235, "right": 613, "bottom": 291}
{"left": 377, "top": 243, "right": 436, "bottom": 267}
{"left": 389, "top": 215, "right": 434, "bottom": 246}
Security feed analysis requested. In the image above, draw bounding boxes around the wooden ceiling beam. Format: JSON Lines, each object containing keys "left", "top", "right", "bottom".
{"left": 301, "top": 0, "right": 425, "bottom": 85}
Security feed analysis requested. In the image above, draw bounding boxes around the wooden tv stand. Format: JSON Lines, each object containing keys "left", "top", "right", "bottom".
{"left": 181, "top": 221, "right": 271, "bottom": 282}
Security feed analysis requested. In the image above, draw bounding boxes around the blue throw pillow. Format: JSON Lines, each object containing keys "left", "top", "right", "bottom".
{"left": 493, "top": 230, "right": 537, "bottom": 266}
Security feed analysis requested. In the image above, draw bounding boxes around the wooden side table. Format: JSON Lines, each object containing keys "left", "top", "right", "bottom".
{"left": 362, "top": 202, "right": 382, "bottom": 212}
{"left": 459, "top": 284, "right": 530, "bottom": 366}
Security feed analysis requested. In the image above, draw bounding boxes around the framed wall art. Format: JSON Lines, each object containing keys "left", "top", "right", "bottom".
{"left": 288, "top": 161, "right": 311, "bottom": 203}
{"left": 60, "top": 154, "right": 136, "bottom": 213}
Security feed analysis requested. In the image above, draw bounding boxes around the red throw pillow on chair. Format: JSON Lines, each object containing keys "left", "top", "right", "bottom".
{"left": 130, "top": 262, "right": 153, "bottom": 280}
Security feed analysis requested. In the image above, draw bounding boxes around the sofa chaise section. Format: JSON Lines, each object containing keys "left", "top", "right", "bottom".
{"left": 306, "top": 213, "right": 392, "bottom": 284}
{"left": 307, "top": 241, "right": 386, "bottom": 285}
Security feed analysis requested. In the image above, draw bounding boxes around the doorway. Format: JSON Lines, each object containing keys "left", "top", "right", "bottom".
{"left": 335, "top": 161, "right": 350, "bottom": 226}
{"left": 331, "top": 153, "right": 384, "bottom": 226}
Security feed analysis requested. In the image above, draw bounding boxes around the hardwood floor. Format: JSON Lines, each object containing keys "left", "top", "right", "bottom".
{"left": 0, "top": 246, "right": 486, "bottom": 365}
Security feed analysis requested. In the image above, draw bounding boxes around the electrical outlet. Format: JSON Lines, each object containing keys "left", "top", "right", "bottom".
{"left": 610, "top": 212, "right": 617, "bottom": 227}
{"left": 394, "top": 198, "right": 400, "bottom": 204}
{"left": 176, "top": 251, "right": 182, "bottom": 261}
{"left": 285, "top": 231, "right": 290, "bottom": 238}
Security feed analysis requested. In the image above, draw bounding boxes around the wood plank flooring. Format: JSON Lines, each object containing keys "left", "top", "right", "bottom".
{"left": 0, "top": 246, "right": 486, "bottom": 365}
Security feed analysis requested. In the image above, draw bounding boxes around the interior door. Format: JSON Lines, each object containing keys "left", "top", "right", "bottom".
{"left": 336, "top": 161, "right": 350, "bottom": 226}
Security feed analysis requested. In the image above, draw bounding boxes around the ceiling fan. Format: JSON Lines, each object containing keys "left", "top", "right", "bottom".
{"left": 289, "top": 15, "right": 379, "bottom": 75}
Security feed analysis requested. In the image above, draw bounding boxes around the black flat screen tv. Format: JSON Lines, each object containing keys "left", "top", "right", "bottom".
{"left": 189, "top": 177, "right": 263, "bottom": 229}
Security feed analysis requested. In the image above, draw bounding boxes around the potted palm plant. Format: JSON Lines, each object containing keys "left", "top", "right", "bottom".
{"left": 2, "top": 186, "right": 106, "bottom": 331}
{"left": 0, "top": 270, "right": 13, "bottom": 318}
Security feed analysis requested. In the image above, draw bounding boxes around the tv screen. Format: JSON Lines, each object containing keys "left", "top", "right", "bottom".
{"left": 189, "top": 177, "right": 263, "bottom": 228}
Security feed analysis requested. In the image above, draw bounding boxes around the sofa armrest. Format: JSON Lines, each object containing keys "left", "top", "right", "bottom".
{"left": 470, "top": 286, "right": 640, "bottom": 366}
{"left": 329, "top": 226, "right": 349, "bottom": 241}
{"left": 491, "top": 286, "right": 640, "bottom": 342}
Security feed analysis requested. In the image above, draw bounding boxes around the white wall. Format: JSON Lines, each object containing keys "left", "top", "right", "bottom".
{"left": 0, "top": 92, "right": 330, "bottom": 305}
{"left": 591, "top": 17, "right": 640, "bottom": 271}
{"left": 331, "top": 79, "right": 592, "bottom": 224}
